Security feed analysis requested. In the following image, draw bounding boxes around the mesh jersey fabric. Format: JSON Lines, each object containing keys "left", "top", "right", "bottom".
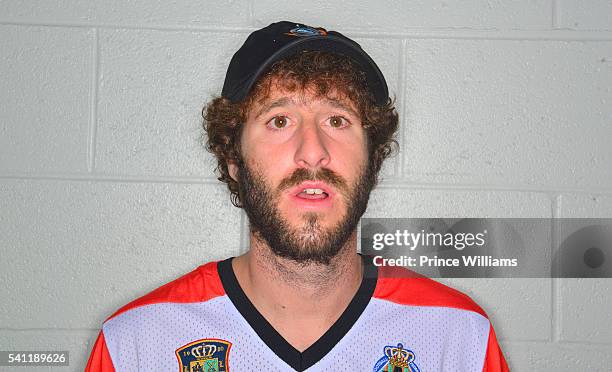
{"left": 85, "top": 258, "right": 509, "bottom": 372}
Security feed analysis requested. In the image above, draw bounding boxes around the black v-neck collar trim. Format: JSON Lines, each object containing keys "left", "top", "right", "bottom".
{"left": 217, "top": 255, "right": 378, "bottom": 371}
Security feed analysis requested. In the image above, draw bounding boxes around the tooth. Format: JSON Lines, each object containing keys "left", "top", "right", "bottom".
{"left": 302, "top": 188, "right": 324, "bottom": 195}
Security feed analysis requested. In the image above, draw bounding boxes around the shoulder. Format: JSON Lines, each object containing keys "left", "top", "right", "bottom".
{"left": 372, "top": 265, "right": 487, "bottom": 318}
{"left": 371, "top": 267, "right": 510, "bottom": 371}
{"left": 105, "top": 261, "right": 225, "bottom": 323}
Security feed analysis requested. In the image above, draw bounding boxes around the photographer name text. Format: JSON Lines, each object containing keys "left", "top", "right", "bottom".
{"left": 372, "top": 255, "right": 518, "bottom": 267}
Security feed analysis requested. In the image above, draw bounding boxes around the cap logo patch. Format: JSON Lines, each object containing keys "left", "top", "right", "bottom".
{"left": 285, "top": 25, "right": 328, "bottom": 37}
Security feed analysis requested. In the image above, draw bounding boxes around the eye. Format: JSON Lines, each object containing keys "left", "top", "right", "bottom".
{"left": 267, "top": 115, "right": 291, "bottom": 130}
{"left": 327, "top": 115, "right": 350, "bottom": 129}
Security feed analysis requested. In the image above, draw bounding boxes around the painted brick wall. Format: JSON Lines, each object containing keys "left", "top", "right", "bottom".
{"left": 1, "top": 1, "right": 611, "bottom": 370}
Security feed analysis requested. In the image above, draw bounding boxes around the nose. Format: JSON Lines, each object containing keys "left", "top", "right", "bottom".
{"left": 294, "top": 121, "right": 330, "bottom": 169}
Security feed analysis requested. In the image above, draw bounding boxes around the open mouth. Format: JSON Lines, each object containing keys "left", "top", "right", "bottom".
{"left": 296, "top": 188, "right": 329, "bottom": 200}
{"left": 289, "top": 182, "right": 334, "bottom": 205}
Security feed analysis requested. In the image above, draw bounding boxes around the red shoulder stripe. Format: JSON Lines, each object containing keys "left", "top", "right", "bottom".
{"left": 373, "top": 265, "right": 487, "bottom": 318}
{"left": 482, "top": 324, "right": 509, "bottom": 372}
{"left": 85, "top": 331, "right": 115, "bottom": 372}
{"left": 106, "top": 261, "right": 224, "bottom": 321}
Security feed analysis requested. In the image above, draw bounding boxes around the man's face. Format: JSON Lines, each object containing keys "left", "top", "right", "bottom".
{"left": 229, "top": 82, "right": 377, "bottom": 264}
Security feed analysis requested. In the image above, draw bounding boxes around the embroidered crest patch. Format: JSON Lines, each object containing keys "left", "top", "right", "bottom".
{"left": 176, "top": 338, "right": 232, "bottom": 372}
{"left": 373, "top": 343, "right": 420, "bottom": 372}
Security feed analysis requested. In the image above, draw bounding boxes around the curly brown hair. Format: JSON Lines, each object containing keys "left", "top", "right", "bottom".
{"left": 203, "top": 51, "right": 399, "bottom": 207}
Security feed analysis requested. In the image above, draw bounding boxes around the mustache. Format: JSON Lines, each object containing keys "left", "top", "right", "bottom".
{"left": 277, "top": 168, "right": 350, "bottom": 197}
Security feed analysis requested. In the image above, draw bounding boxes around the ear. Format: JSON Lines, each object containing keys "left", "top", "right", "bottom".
{"left": 227, "top": 159, "right": 239, "bottom": 182}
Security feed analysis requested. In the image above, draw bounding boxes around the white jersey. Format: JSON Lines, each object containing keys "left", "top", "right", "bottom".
{"left": 86, "top": 257, "right": 508, "bottom": 371}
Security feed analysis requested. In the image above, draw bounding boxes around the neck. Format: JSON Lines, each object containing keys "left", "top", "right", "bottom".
{"left": 231, "top": 230, "right": 363, "bottom": 351}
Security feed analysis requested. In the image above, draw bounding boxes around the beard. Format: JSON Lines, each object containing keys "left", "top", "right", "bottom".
{"left": 237, "top": 159, "right": 377, "bottom": 265}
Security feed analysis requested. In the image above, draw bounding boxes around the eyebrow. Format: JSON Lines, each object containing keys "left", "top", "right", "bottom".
{"left": 323, "top": 98, "right": 360, "bottom": 119}
{"left": 252, "top": 96, "right": 360, "bottom": 120}
{"left": 253, "top": 97, "right": 295, "bottom": 120}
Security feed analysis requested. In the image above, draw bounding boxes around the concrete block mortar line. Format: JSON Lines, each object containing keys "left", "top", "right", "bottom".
{"left": 0, "top": 20, "right": 255, "bottom": 34}
{"left": 495, "top": 336, "right": 556, "bottom": 344}
{"left": 247, "top": 0, "right": 255, "bottom": 27}
{"left": 502, "top": 339, "right": 612, "bottom": 349}
{"left": 551, "top": 0, "right": 559, "bottom": 29}
{"left": 556, "top": 339, "right": 612, "bottom": 347}
{"left": 2, "top": 20, "right": 612, "bottom": 41}
{"left": 379, "top": 179, "right": 612, "bottom": 197}
{"left": 0, "top": 172, "right": 220, "bottom": 185}
{"left": 87, "top": 27, "right": 99, "bottom": 173}
{"left": 298, "top": 29, "right": 612, "bottom": 42}
{"left": 551, "top": 193, "right": 561, "bottom": 342}
{"left": 396, "top": 39, "right": 408, "bottom": 179}
{"left": 0, "top": 328, "right": 101, "bottom": 332}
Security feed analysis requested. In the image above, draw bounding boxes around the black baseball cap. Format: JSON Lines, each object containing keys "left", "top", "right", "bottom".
{"left": 221, "top": 21, "right": 389, "bottom": 106}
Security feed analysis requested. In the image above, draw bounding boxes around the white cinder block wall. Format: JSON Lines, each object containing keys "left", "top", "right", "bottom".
{"left": 1, "top": 1, "right": 611, "bottom": 370}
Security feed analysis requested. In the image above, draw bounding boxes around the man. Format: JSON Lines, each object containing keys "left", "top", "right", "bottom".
{"left": 86, "top": 21, "right": 508, "bottom": 371}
